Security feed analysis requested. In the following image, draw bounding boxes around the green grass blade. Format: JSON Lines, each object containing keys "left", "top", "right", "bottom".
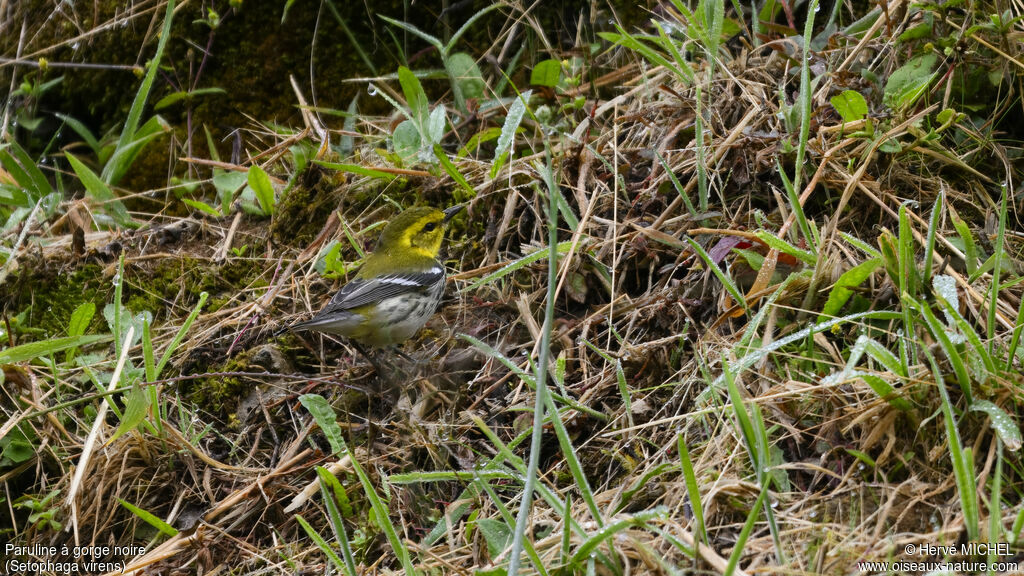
{"left": 462, "top": 241, "right": 573, "bottom": 292}
{"left": 508, "top": 147, "right": 561, "bottom": 576}
{"left": 154, "top": 292, "right": 208, "bottom": 379}
{"left": 792, "top": 0, "right": 819, "bottom": 194}
{"left": 725, "top": 482, "right": 769, "bottom": 575}
{"left": 567, "top": 508, "right": 667, "bottom": 564}
{"left": 247, "top": 165, "right": 276, "bottom": 216}
{"left": 350, "top": 453, "right": 417, "bottom": 575}
{"left": 678, "top": 435, "right": 706, "bottom": 544}
{"left": 0, "top": 335, "right": 108, "bottom": 364}
{"left": 989, "top": 184, "right": 1009, "bottom": 345}
{"left": 922, "top": 190, "right": 943, "bottom": 287}
{"left": 686, "top": 237, "right": 747, "bottom": 312}
{"left": 65, "top": 152, "right": 132, "bottom": 227}
{"left": 924, "top": 349, "right": 979, "bottom": 541}
{"left": 295, "top": 514, "right": 348, "bottom": 571}
{"left": 104, "top": 0, "right": 175, "bottom": 185}
{"left": 118, "top": 498, "right": 178, "bottom": 536}
{"left": 316, "top": 466, "right": 359, "bottom": 576}
{"left": 753, "top": 231, "right": 817, "bottom": 265}
{"left": 905, "top": 294, "right": 973, "bottom": 403}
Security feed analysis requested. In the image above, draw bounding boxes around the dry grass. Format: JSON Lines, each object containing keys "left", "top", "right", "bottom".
{"left": 2, "top": 0, "right": 1024, "bottom": 574}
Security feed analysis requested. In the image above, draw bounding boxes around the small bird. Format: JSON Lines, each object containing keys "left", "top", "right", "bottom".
{"left": 289, "top": 205, "right": 463, "bottom": 354}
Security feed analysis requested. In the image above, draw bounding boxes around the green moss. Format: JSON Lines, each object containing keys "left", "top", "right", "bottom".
{"left": 115, "top": 256, "right": 267, "bottom": 321}
{"left": 271, "top": 168, "right": 343, "bottom": 245}
{"left": 1, "top": 263, "right": 108, "bottom": 338}
{"left": 186, "top": 348, "right": 259, "bottom": 420}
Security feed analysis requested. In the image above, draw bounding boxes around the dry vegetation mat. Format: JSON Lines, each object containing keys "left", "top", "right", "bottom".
{"left": 2, "top": 0, "right": 1024, "bottom": 574}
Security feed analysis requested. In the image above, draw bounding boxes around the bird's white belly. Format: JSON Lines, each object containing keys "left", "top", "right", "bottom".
{"left": 371, "top": 289, "right": 440, "bottom": 346}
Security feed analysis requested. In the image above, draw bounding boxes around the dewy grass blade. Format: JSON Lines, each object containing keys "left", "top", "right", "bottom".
{"left": 905, "top": 294, "right": 974, "bottom": 403}
{"left": 924, "top": 349, "right": 979, "bottom": 541}
{"left": 463, "top": 243, "right": 573, "bottom": 292}
{"left": 793, "top": 0, "right": 819, "bottom": 195}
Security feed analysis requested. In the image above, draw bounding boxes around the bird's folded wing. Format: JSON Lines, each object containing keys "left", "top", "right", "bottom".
{"left": 323, "top": 267, "right": 444, "bottom": 312}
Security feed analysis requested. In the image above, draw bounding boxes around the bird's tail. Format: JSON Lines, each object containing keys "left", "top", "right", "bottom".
{"left": 273, "top": 319, "right": 307, "bottom": 338}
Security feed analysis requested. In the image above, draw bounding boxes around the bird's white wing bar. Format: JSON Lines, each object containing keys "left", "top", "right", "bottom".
{"left": 323, "top": 268, "right": 445, "bottom": 312}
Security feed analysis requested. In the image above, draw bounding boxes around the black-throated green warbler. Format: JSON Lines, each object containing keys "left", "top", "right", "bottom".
{"left": 290, "top": 205, "right": 463, "bottom": 348}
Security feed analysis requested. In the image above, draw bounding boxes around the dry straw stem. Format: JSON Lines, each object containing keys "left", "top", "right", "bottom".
{"left": 65, "top": 326, "right": 134, "bottom": 542}
{"left": 106, "top": 448, "right": 316, "bottom": 576}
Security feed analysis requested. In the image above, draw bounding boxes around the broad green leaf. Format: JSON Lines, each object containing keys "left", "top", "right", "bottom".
{"left": 0, "top": 140, "right": 52, "bottom": 200}
{"left": 950, "top": 213, "right": 979, "bottom": 276}
{"left": 818, "top": 258, "right": 882, "bottom": 321}
{"left": 427, "top": 105, "right": 447, "bottom": 145}
{"left": 899, "top": 16, "right": 934, "bottom": 42}
{"left": 392, "top": 119, "right": 421, "bottom": 163}
{"left": 102, "top": 115, "right": 171, "bottom": 186}
{"left": 861, "top": 373, "right": 913, "bottom": 411}
{"left": 477, "top": 518, "right": 512, "bottom": 559}
{"left": 971, "top": 400, "right": 1022, "bottom": 451}
{"left": 103, "top": 304, "right": 151, "bottom": 352}
{"left": 212, "top": 170, "right": 247, "bottom": 196}
{"left": 55, "top": 113, "right": 102, "bottom": 158}
{"left": 830, "top": 90, "right": 868, "bottom": 123}
{"left": 68, "top": 302, "right": 96, "bottom": 339}
{"left": 397, "top": 66, "right": 429, "bottom": 131}
{"left": 109, "top": 0, "right": 175, "bottom": 185}
{"left": 531, "top": 59, "right": 563, "bottom": 87}
{"left": 65, "top": 302, "right": 97, "bottom": 362}
{"left": 108, "top": 383, "right": 150, "bottom": 444}
{"left": 877, "top": 137, "right": 902, "bottom": 153}
{"left": 299, "top": 394, "right": 346, "bottom": 455}
{"left": 0, "top": 184, "right": 30, "bottom": 208}
{"left": 247, "top": 165, "right": 275, "bottom": 216}
{"left": 883, "top": 53, "right": 938, "bottom": 111}
{"left": 447, "top": 52, "right": 485, "bottom": 99}
{"left": 490, "top": 90, "right": 531, "bottom": 179}
{"left": 1, "top": 430, "right": 35, "bottom": 464}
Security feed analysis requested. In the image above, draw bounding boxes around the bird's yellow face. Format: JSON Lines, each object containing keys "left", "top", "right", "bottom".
{"left": 377, "top": 205, "right": 462, "bottom": 259}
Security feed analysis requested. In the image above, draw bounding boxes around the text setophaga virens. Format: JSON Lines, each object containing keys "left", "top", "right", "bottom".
{"left": 290, "top": 205, "right": 463, "bottom": 348}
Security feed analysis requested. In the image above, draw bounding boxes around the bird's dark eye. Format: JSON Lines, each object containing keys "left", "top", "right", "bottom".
{"left": 422, "top": 222, "right": 437, "bottom": 232}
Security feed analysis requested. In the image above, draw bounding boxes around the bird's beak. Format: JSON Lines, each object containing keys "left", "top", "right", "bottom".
{"left": 442, "top": 204, "right": 464, "bottom": 223}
